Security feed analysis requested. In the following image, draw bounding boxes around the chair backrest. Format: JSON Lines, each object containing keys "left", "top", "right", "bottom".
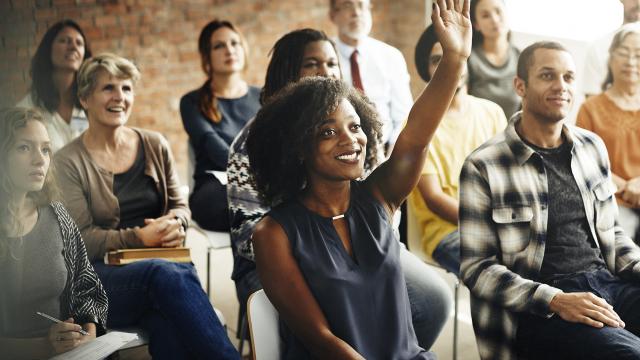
{"left": 247, "top": 289, "right": 282, "bottom": 360}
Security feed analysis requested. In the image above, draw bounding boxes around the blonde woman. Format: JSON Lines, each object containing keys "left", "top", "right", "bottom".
{"left": 54, "top": 53, "right": 239, "bottom": 360}
{"left": 0, "top": 107, "right": 107, "bottom": 359}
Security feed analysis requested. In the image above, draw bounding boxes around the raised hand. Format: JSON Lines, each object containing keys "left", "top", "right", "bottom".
{"left": 431, "top": 0, "right": 472, "bottom": 59}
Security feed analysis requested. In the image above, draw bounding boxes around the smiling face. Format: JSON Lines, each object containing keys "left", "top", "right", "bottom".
{"left": 80, "top": 69, "right": 134, "bottom": 129}
{"left": 473, "top": 0, "right": 508, "bottom": 41}
{"left": 6, "top": 120, "right": 51, "bottom": 197}
{"left": 209, "top": 26, "right": 245, "bottom": 75}
{"left": 610, "top": 33, "right": 640, "bottom": 86}
{"left": 330, "top": 0, "right": 373, "bottom": 43}
{"left": 50, "top": 26, "right": 86, "bottom": 72}
{"left": 515, "top": 48, "right": 576, "bottom": 124}
{"left": 306, "top": 97, "right": 368, "bottom": 183}
{"left": 298, "top": 40, "right": 342, "bottom": 79}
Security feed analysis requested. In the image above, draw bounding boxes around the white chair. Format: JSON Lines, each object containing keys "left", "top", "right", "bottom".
{"left": 406, "top": 203, "right": 460, "bottom": 360}
{"left": 247, "top": 289, "right": 282, "bottom": 360}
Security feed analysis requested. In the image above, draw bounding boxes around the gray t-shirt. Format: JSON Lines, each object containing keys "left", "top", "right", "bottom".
{"left": 468, "top": 44, "right": 521, "bottom": 119}
{"left": 524, "top": 140, "right": 607, "bottom": 282}
{"left": 0, "top": 206, "right": 67, "bottom": 338}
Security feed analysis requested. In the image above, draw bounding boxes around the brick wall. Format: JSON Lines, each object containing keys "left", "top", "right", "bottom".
{"left": 0, "top": 0, "right": 428, "bottom": 183}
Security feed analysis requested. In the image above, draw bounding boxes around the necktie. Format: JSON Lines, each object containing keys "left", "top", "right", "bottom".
{"left": 350, "top": 50, "right": 365, "bottom": 93}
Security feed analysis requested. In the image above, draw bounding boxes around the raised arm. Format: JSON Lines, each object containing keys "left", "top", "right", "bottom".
{"left": 367, "top": 0, "right": 472, "bottom": 210}
{"left": 253, "top": 217, "right": 364, "bottom": 360}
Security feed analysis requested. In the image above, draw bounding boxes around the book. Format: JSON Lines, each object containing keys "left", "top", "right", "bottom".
{"left": 104, "top": 247, "right": 192, "bottom": 265}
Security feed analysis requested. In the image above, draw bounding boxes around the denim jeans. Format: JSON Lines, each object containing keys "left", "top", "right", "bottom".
{"left": 234, "top": 246, "right": 452, "bottom": 351}
{"left": 516, "top": 269, "right": 640, "bottom": 359}
{"left": 93, "top": 259, "right": 239, "bottom": 360}
{"left": 431, "top": 230, "right": 460, "bottom": 276}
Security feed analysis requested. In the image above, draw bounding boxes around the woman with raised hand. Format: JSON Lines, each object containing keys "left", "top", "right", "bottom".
{"left": 468, "top": 0, "right": 520, "bottom": 118}
{"left": 246, "top": 0, "right": 471, "bottom": 358}
{"left": 18, "top": 20, "right": 92, "bottom": 153}
{"left": 577, "top": 23, "right": 640, "bottom": 242}
{"left": 228, "top": 28, "right": 453, "bottom": 351}
{"left": 0, "top": 107, "right": 107, "bottom": 359}
{"left": 180, "top": 19, "right": 260, "bottom": 231}
{"left": 54, "top": 53, "right": 239, "bottom": 360}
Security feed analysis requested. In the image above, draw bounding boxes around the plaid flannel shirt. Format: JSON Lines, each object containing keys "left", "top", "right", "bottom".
{"left": 459, "top": 113, "right": 640, "bottom": 360}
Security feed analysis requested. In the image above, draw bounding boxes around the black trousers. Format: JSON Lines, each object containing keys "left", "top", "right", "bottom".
{"left": 190, "top": 177, "right": 230, "bottom": 231}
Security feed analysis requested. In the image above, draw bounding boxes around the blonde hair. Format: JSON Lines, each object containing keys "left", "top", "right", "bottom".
{"left": 77, "top": 52, "right": 141, "bottom": 100}
{"left": 0, "top": 107, "right": 59, "bottom": 260}
{"left": 602, "top": 22, "right": 640, "bottom": 90}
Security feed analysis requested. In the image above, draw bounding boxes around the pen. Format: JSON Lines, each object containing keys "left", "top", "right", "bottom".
{"left": 36, "top": 311, "right": 90, "bottom": 336}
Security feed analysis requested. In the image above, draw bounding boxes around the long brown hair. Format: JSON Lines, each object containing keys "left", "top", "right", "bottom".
{"left": 197, "top": 19, "right": 249, "bottom": 123}
{"left": 0, "top": 108, "right": 59, "bottom": 259}
{"left": 30, "top": 20, "right": 92, "bottom": 111}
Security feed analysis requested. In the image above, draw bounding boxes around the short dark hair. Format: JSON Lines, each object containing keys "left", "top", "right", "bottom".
{"left": 30, "top": 20, "right": 92, "bottom": 112}
{"left": 261, "top": 28, "right": 336, "bottom": 104}
{"left": 247, "top": 77, "right": 382, "bottom": 205}
{"left": 415, "top": 25, "right": 438, "bottom": 82}
{"left": 516, "top": 41, "right": 569, "bottom": 83}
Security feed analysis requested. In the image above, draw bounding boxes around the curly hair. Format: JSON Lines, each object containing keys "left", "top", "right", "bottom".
{"left": 246, "top": 77, "right": 382, "bottom": 206}
{"left": 30, "top": 20, "right": 92, "bottom": 112}
{"left": 0, "top": 107, "right": 59, "bottom": 260}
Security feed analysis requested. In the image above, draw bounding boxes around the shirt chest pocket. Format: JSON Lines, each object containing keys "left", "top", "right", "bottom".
{"left": 492, "top": 205, "right": 533, "bottom": 253}
{"left": 592, "top": 181, "right": 616, "bottom": 231}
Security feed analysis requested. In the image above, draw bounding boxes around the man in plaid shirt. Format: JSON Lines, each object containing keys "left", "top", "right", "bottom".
{"left": 460, "top": 41, "right": 640, "bottom": 359}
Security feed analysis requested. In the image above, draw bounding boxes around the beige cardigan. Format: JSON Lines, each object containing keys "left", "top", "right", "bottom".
{"left": 55, "top": 128, "right": 190, "bottom": 261}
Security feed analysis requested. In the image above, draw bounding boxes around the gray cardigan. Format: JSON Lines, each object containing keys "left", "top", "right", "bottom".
{"left": 55, "top": 128, "right": 190, "bottom": 261}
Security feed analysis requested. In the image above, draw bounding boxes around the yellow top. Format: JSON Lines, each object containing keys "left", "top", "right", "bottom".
{"left": 408, "top": 95, "right": 507, "bottom": 256}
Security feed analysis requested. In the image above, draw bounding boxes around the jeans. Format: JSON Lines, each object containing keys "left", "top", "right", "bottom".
{"left": 516, "top": 269, "right": 640, "bottom": 359}
{"left": 93, "top": 259, "right": 239, "bottom": 360}
{"left": 235, "top": 245, "right": 452, "bottom": 351}
{"left": 431, "top": 230, "right": 460, "bottom": 276}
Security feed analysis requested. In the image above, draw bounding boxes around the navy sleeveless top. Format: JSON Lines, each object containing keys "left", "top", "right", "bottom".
{"left": 268, "top": 181, "right": 428, "bottom": 360}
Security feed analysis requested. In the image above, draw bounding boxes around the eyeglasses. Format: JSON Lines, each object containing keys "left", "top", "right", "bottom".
{"left": 612, "top": 49, "right": 640, "bottom": 61}
{"left": 334, "top": 1, "right": 372, "bottom": 12}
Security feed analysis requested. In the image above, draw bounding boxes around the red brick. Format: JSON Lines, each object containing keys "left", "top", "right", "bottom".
{"left": 95, "top": 14, "right": 117, "bottom": 27}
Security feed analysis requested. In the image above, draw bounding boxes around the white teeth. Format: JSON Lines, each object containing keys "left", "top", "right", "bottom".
{"left": 107, "top": 107, "right": 124, "bottom": 112}
{"left": 336, "top": 152, "right": 358, "bottom": 161}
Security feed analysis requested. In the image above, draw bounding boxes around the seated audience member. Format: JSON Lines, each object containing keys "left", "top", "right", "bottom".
{"left": 18, "top": 20, "right": 91, "bottom": 153}
{"left": 582, "top": 0, "right": 640, "bottom": 98}
{"left": 460, "top": 41, "right": 640, "bottom": 360}
{"left": 577, "top": 23, "right": 640, "bottom": 242}
{"left": 228, "top": 28, "right": 451, "bottom": 349}
{"left": 180, "top": 20, "right": 260, "bottom": 232}
{"left": 54, "top": 54, "right": 239, "bottom": 360}
{"left": 0, "top": 107, "right": 107, "bottom": 359}
{"left": 468, "top": 0, "right": 521, "bottom": 118}
{"left": 408, "top": 24, "right": 506, "bottom": 275}
{"left": 246, "top": 2, "right": 470, "bottom": 358}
